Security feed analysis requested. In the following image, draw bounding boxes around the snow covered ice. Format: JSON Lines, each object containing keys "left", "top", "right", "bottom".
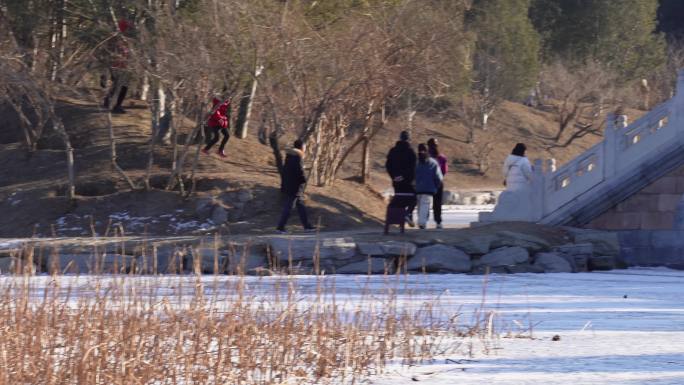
{"left": 371, "top": 268, "right": 684, "bottom": 385}
{"left": 4, "top": 268, "right": 684, "bottom": 384}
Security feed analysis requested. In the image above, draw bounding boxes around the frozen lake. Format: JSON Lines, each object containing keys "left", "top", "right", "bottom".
{"left": 4, "top": 268, "right": 684, "bottom": 384}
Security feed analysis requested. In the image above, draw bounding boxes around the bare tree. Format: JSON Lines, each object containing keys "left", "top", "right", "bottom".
{"left": 540, "top": 61, "right": 616, "bottom": 148}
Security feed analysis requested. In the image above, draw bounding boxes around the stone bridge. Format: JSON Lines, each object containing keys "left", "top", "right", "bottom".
{"left": 482, "top": 70, "right": 684, "bottom": 231}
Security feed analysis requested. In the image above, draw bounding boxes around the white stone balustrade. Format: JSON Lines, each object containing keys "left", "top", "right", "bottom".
{"left": 481, "top": 70, "right": 684, "bottom": 225}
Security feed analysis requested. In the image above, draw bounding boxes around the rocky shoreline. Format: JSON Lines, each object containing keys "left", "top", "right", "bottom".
{"left": 0, "top": 222, "right": 631, "bottom": 275}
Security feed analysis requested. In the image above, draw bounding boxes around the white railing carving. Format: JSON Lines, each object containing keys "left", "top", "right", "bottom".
{"left": 482, "top": 70, "right": 684, "bottom": 224}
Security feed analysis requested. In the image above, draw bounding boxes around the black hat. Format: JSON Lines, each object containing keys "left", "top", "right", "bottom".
{"left": 400, "top": 130, "right": 410, "bottom": 141}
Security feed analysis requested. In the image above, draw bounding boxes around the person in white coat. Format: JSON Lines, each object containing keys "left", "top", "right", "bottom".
{"left": 503, "top": 143, "right": 532, "bottom": 191}
{"left": 491, "top": 143, "right": 534, "bottom": 221}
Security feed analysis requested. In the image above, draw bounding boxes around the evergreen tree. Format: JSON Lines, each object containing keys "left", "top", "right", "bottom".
{"left": 468, "top": 0, "right": 540, "bottom": 127}
{"left": 530, "top": 0, "right": 665, "bottom": 80}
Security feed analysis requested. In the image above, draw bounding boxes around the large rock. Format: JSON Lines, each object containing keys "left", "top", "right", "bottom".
{"left": 211, "top": 206, "right": 228, "bottom": 224}
{"left": 380, "top": 241, "right": 416, "bottom": 256}
{"left": 356, "top": 242, "right": 385, "bottom": 256}
{"left": 449, "top": 235, "right": 494, "bottom": 254}
{"left": 533, "top": 252, "right": 573, "bottom": 273}
{"left": 551, "top": 243, "right": 592, "bottom": 272}
{"left": 490, "top": 231, "right": 552, "bottom": 252}
{"left": 407, "top": 245, "right": 471, "bottom": 273}
{"left": 572, "top": 231, "right": 619, "bottom": 256}
{"left": 479, "top": 246, "right": 529, "bottom": 267}
{"left": 588, "top": 255, "right": 616, "bottom": 271}
{"left": 0, "top": 257, "right": 36, "bottom": 274}
{"left": 336, "top": 258, "right": 392, "bottom": 274}
{"left": 195, "top": 197, "right": 214, "bottom": 219}
{"left": 146, "top": 244, "right": 189, "bottom": 273}
{"left": 189, "top": 247, "right": 228, "bottom": 274}
{"left": 268, "top": 237, "right": 356, "bottom": 264}
{"left": 51, "top": 253, "right": 137, "bottom": 274}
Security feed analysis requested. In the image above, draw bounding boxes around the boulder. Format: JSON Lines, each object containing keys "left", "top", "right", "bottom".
{"left": 189, "top": 247, "right": 228, "bottom": 274}
{"left": 588, "top": 255, "right": 616, "bottom": 271}
{"left": 380, "top": 241, "right": 416, "bottom": 256}
{"left": 147, "top": 244, "right": 189, "bottom": 274}
{"left": 356, "top": 242, "right": 386, "bottom": 257}
{"left": 51, "top": 253, "right": 138, "bottom": 274}
{"left": 533, "top": 252, "right": 573, "bottom": 273}
{"left": 211, "top": 206, "right": 228, "bottom": 224}
{"left": 551, "top": 243, "right": 592, "bottom": 272}
{"left": 336, "top": 258, "right": 392, "bottom": 274}
{"left": 490, "top": 231, "right": 552, "bottom": 252}
{"left": 195, "top": 197, "right": 214, "bottom": 219}
{"left": 0, "top": 257, "right": 36, "bottom": 274}
{"left": 268, "top": 237, "right": 356, "bottom": 264}
{"left": 573, "top": 231, "right": 619, "bottom": 256}
{"left": 449, "top": 235, "right": 494, "bottom": 254}
{"left": 479, "top": 246, "right": 529, "bottom": 267}
{"left": 468, "top": 265, "right": 510, "bottom": 275}
{"left": 407, "top": 245, "right": 471, "bottom": 273}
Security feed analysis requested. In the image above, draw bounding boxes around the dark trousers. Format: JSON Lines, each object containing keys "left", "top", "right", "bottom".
{"left": 204, "top": 126, "right": 230, "bottom": 152}
{"left": 433, "top": 184, "right": 443, "bottom": 224}
{"left": 392, "top": 181, "right": 416, "bottom": 220}
{"left": 277, "top": 194, "right": 311, "bottom": 229}
{"left": 388, "top": 194, "right": 416, "bottom": 216}
{"left": 103, "top": 71, "right": 128, "bottom": 110}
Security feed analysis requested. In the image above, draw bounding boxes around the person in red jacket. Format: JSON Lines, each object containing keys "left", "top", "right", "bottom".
{"left": 103, "top": 19, "right": 132, "bottom": 114}
{"left": 202, "top": 97, "right": 231, "bottom": 157}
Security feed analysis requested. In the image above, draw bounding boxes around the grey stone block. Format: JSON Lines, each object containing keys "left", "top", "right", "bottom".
{"left": 490, "top": 231, "right": 551, "bottom": 252}
{"left": 356, "top": 242, "right": 385, "bottom": 256}
{"left": 551, "top": 243, "right": 593, "bottom": 255}
{"left": 651, "top": 230, "right": 684, "bottom": 248}
{"left": 336, "top": 258, "right": 392, "bottom": 274}
{"left": 619, "top": 246, "right": 652, "bottom": 266}
{"left": 380, "top": 241, "right": 416, "bottom": 256}
{"left": 211, "top": 206, "right": 228, "bottom": 224}
{"left": 533, "top": 252, "right": 573, "bottom": 273}
{"left": 407, "top": 245, "right": 471, "bottom": 273}
{"left": 617, "top": 230, "right": 652, "bottom": 247}
{"left": 588, "top": 255, "right": 616, "bottom": 271}
{"left": 574, "top": 231, "right": 620, "bottom": 256}
{"left": 480, "top": 246, "right": 529, "bottom": 267}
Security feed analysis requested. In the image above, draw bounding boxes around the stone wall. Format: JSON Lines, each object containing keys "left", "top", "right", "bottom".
{"left": 618, "top": 230, "right": 684, "bottom": 269}
{"left": 586, "top": 164, "right": 684, "bottom": 230}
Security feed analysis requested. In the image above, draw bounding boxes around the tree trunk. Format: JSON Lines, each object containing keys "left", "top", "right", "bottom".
{"left": 144, "top": 77, "right": 161, "bottom": 190}
{"left": 106, "top": 111, "right": 137, "bottom": 190}
{"left": 361, "top": 137, "right": 370, "bottom": 184}
{"left": 55, "top": 119, "right": 75, "bottom": 201}
{"left": 235, "top": 64, "right": 262, "bottom": 139}
{"left": 269, "top": 129, "right": 284, "bottom": 177}
{"left": 185, "top": 117, "right": 205, "bottom": 198}
{"left": 167, "top": 101, "right": 205, "bottom": 194}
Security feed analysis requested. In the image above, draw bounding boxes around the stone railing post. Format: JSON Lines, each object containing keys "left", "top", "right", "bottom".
{"left": 531, "top": 158, "right": 544, "bottom": 221}
{"left": 603, "top": 113, "right": 618, "bottom": 179}
{"left": 672, "top": 70, "right": 684, "bottom": 138}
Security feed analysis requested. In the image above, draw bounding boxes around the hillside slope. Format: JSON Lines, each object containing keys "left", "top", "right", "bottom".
{"left": 0, "top": 93, "right": 640, "bottom": 237}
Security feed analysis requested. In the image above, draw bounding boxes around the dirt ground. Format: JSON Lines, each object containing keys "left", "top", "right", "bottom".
{"left": 0, "top": 91, "right": 644, "bottom": 237}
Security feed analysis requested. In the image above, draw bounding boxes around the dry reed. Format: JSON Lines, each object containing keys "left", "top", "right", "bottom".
{"left": 0, "top": 239, "right": 503, "bottom": 384}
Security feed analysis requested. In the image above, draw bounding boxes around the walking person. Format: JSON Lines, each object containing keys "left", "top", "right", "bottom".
{"left": 276, "top": 139, "right": 315, "bottom": 233}
{"left": 427, "top": 138, "right": 448, "bottom": 229}
{"left": 385, "top": 130, "right": 417, "bottom": 226}
{"left": 415, "top": 143, "right": 443, "bottom": 229}
{"left": 202, "top": 97, "right": 231, "bottom": 158}
{"left": 103, "top": 19, "right": 132, "bottom": 114}
{"left": 490, "top": 142, "right": 533, "bottom": 221}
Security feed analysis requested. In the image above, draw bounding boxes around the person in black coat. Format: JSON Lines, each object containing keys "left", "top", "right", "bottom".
{"left": 385, "top": 130, "right": 417, "bottom": 226}
{"left": 276, "top": 139, "right": 315, "bottom": 232}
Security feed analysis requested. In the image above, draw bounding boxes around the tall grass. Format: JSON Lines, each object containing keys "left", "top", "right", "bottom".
{"left": 0, "top": 240, "right": 504, "bottom": 384}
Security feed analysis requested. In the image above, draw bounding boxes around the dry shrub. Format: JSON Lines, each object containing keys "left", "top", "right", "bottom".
{"left": 0, "top": 271, "right": 497, "bottom": 384}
